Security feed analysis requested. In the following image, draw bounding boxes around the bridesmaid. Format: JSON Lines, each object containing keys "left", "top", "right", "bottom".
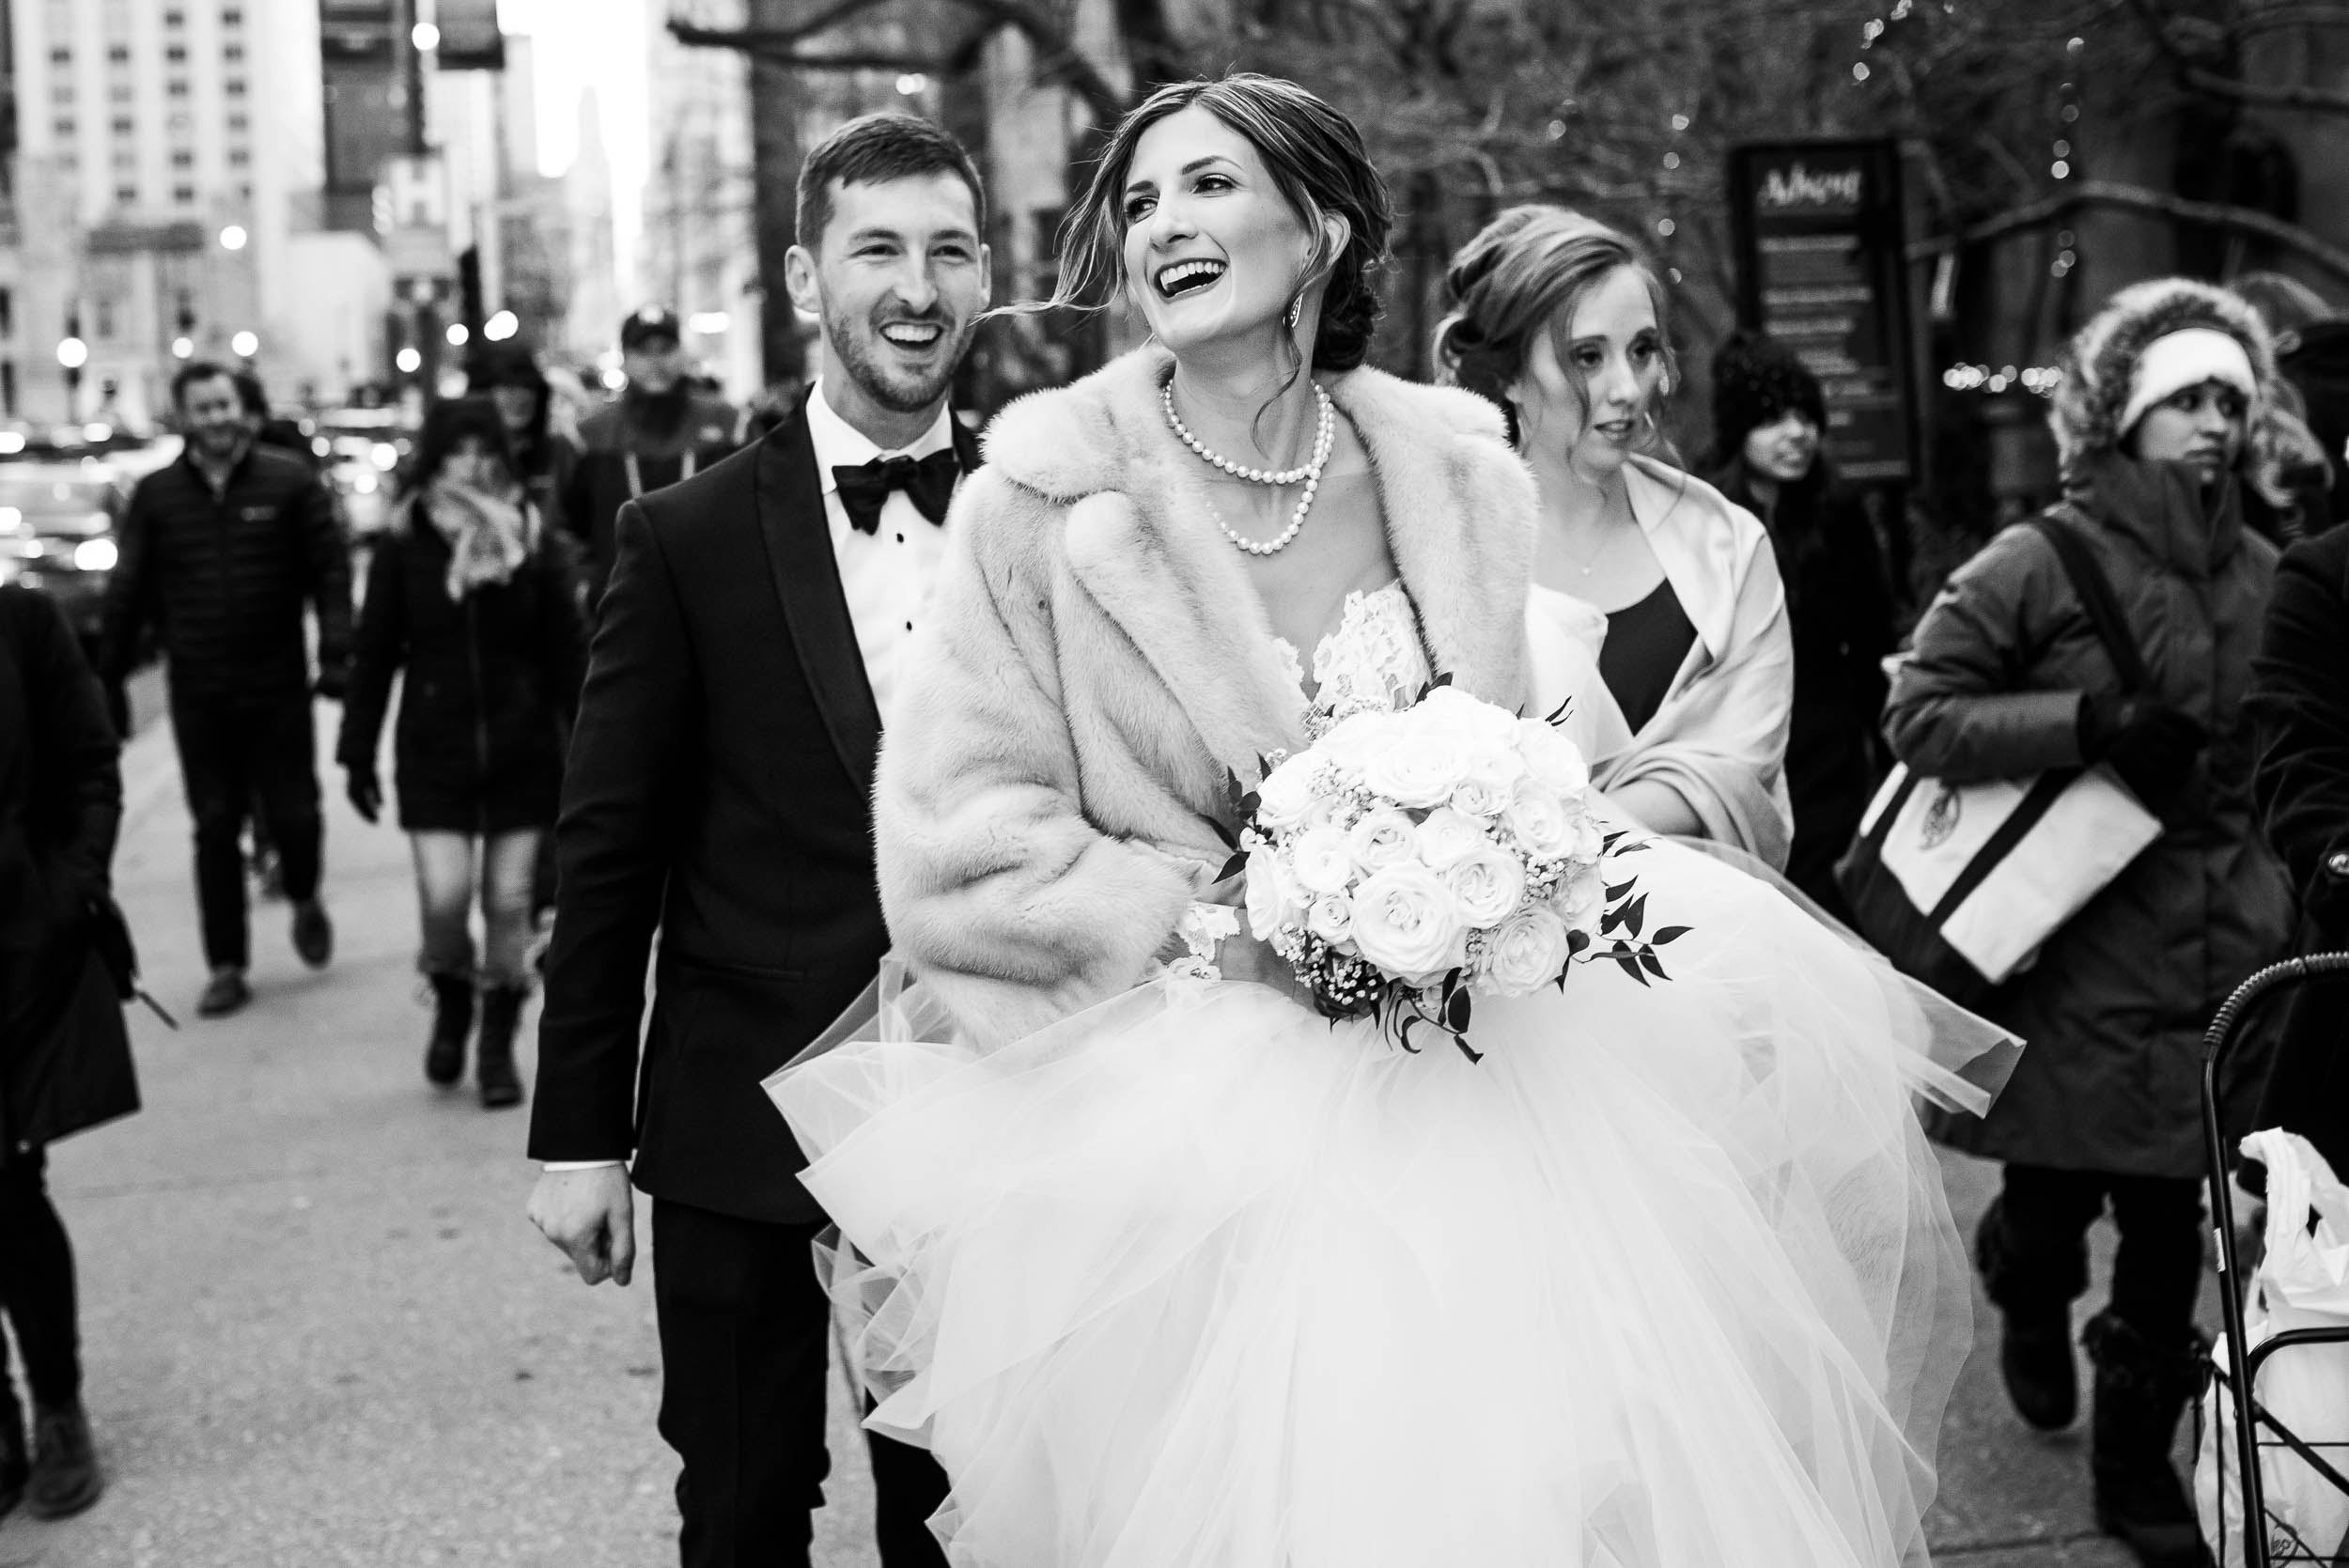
{"left": 1436, "top": 205, "right": 1796, "bottom": 866}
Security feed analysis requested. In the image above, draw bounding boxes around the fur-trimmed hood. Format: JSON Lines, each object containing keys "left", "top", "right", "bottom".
{"left": 2049, "top": 276, "right": 2325, "bottom": 505}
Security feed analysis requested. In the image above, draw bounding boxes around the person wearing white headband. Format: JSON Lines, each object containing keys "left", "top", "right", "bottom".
{"left": 2119, "top": 325, "right": 2260, "bottom": 488}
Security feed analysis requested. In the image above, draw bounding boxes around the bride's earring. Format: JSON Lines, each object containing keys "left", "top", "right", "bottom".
{"left": 1285, "top": 293, "right": 1302, "bottom": 331}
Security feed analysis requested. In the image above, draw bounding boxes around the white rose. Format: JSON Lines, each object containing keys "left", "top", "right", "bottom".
{"left": 1290, "top": 825, "right": 1356, "bottom": 895}
{"left": 1515, "top": 719, "right": 1592, "bottom": 797}
{"left": 1478, "top": 906, "right": 1571, "bottom": 997}
{"left": 1346, "top": 806, "right": 1419, "bottom": 873}
{"left": 1316, "top": 711, "right": 1395, "bottom": 775}
{"left": 1244, "top": 850, "right": 1305, "bottom": 942}
{"left": 1253, "top": 754, "right": 1320, "bottom": 831}
{"left": 1555, "top": 864, "right": 1605, "bottom": 931}
{"left": 1449, "top": 748, "right": 1523, "bottom": 818}
{"left": 1419, "top": 684, "right": 1521, "bottom": 744}
{"left": 1501, "top": 778, "right": 1575, "bottom": 858}
{"left": 1349, "top": 862, "right": 1468, "bottom": 985}
{"left": 1444, "top": 843, "right": 1529, "bottom": 928}
{"left": 1361, "top": 730, "right": 1472, "bottom": 809}
{"left": 1414, "top": 807, "right": 1493, "bottom": 871}
{"left": 1307, "top": 893, "right": 1355, "bottom": 948}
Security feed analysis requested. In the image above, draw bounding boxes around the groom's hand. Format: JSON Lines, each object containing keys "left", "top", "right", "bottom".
{"left": 528, "top": 1165, "right": 638, "bottom": 1287}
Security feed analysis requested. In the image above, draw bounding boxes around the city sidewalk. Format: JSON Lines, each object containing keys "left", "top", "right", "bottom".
{"left": 0, "top": 693, "right": 2197, "bottom": 1565}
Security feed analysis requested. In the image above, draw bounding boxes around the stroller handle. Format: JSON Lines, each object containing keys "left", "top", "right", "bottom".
{"left": 2200, "top": 951, "right": 2349, "bottom": 1568}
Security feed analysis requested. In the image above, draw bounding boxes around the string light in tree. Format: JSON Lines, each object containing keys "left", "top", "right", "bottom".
{"left": 1657, "top": 108, "right": 1690, "bottom": 287}
{"left": 2049, "top": 35, "right": 2086, "bottom": 277}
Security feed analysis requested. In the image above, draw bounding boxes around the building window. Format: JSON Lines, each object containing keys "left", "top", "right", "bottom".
{"left": 51, "top": 85, "right": 73, "bottom": 105}
{"left": 114, "top": 185, "right": 135, "bottom": 204}
{"left": 170, "top": 149, "right": 192, "bottom": 168}
{"left": 111, "top": 116, "right": 132, "bottom": 133}
{"left": 53, "top": 116, "right": 74, "bottom": 136}
{"left": 223, "top": 5, "right": 241, "bottom": 23}
{"left": 228, "top": 147, "right": 250, "bottom": 167}
{"left": 163, "top": 8, "right": 183, "bottom": 24}
{"left": 106, "top": 44, "right": 128, "bottom": 63}
{"left": 109, "top": 84, "right": 132, "bottom": 104}
{"left": 165, "top": 44, "right": 185, "bottom": 63}
{"left": 94, "top": 300, "right": 114, "bottom": 340}
{"left": 3, "top": 362, "right": 18, "bottom": 420}
{"left": 49, "top": 47, "right": 70, "bottom": 64}
{"left": 226, "top": 79, "right": 245, "bottom": 97}
{"left": 227, "top": 114, "right": 248, "bottom": 132}
{"left": 174, "top": 185, "right": 194, "bottom": 205}
{"left": 166, "top": 79, "right": 188, "bottom": 98}
{"left": 0, "top": 290, "right": 16, "bottom": 338}
{"left": 224, "top": 43, "right": 243, "bottom": 62}
{"left": 238, "top": 182, "right": 252, "bottom": 200}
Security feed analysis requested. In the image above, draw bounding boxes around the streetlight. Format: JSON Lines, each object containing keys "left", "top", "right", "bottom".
{"left": 689, "top": 310, "right": 731, "bottom": 335}
{"left": 230, "top": 330, "right": 258, "bottom": 358}
{"left": 55, "top": 337, "right": 88, "bottom": 370}
{"left": 445, "top": 322, "right": 470, "bottom": 348}
{"left": 170, "top": 335, "right": 194, "bottom": 359}
{"left": 483, "top": 310, "right": 519, "bottom": 342}
{"left": 412, "top": 21, "right": 440, "bottom": 50}
{"left": 396, "top": 347, "right": 422, "bottom": 374}
{"left": 219, "top": 225, "right": 248, "bottom": 252}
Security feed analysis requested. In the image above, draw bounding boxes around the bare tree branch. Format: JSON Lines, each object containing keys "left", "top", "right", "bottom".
{"left": 1906, "top": 179, "right": 2349, "bottom": 283}
{"left": 668, "top": 0, "right": 886, "bottom": 52}
{"left": 2182, "top": 66, "right": 2349, "bottom": 114}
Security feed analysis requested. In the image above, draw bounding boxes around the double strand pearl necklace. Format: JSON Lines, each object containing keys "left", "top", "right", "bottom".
{"left": 1161, "top": 379, "right": 1335, "bottom": 557}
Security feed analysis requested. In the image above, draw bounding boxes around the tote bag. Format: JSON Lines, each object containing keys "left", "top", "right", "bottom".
{"left": 1837, "top": 514, "right": 2162, "bottom": 1010}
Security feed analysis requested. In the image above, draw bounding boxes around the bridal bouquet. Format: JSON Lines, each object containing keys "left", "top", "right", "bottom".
{"left": 1229, "top": 682, "right": 1682, "bottom": 1059}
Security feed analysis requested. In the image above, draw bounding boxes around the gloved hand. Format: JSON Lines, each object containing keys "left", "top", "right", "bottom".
{"left": 313, "top": 663, "right": 349, "bottom": 703}
{"left": 2077, "top": 692, "right": 2208, "bottom": 811}
{"left": 345, "top": 767, "right": 382, "bottom": 824}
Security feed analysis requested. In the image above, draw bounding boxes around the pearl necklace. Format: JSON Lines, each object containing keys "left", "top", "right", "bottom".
{"left": 1161, "top": 380, "right": 1335, "bottom": 557}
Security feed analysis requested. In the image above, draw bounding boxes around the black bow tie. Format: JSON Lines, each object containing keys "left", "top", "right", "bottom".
{"left": 834, "top": 450, "right": 960, "bottom": 535}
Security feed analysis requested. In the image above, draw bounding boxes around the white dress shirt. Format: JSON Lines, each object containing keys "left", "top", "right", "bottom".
{"left": 541, "top": 381, "right": 962, "bottom": 1176}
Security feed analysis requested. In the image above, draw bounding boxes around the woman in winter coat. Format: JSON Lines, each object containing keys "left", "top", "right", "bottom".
{"left": 338, "top": 396, "right": 587, "bottom": 1109}
{"left": 1884, "top": 277, "right": 2308, "bottom": 1568}
{"left": 2248, "top": 520, "right": 2349, "bottom": 1176}
{"left": 1701, "top": 331, "right": 1897, "bottom": 916}
{"left": 0, "top": 584, "right": 132, "bottom": 1520}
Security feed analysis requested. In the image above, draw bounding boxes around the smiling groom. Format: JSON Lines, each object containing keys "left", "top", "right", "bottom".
{"left": 523, "top": 115, "right": 988, "bottom": 1568}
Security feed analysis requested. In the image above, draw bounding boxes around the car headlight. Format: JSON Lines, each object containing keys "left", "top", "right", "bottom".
{"left": 354, "top": 472, "right": 378, "bottom": 494}
{"left": 73, "top": 537, "right": 118, "bottom": 572}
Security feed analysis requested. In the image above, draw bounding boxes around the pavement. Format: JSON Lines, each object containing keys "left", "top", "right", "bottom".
{"left": 0, "top": 682, "right": 2216, "bottom": 1566}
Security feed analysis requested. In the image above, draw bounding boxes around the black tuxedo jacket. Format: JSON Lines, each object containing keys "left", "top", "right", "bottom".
{"left": 526, "top": 396, "right": 981, "bottom": 1223}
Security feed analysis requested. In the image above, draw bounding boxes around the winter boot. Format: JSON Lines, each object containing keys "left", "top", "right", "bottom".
{"left": 474, "top": 986, "right": 529, "bottom": 1110}
{"left": 24, "top": 1400, "right": 100, "bottom": 1519}
{"left": 2082, "top": 1309, "right": 2206, "bottom": 1568}
{"left": 1975, "top": 1196, "right": 2081, "bottom": 1430}
{"left": 0, "top": 1374, "right": 24, "bottom": 1521}
{"left": 423, "top": 972, "right": 474, "bottom": 1087}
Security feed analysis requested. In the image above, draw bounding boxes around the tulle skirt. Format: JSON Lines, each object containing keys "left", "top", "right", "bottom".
{"left": 772, "top": 836, "right": 2013, "bottom": 1568}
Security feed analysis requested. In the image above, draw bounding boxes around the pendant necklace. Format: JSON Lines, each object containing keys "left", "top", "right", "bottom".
{"left": 1162, "top": 379, "right": 1335, "bottom": 557}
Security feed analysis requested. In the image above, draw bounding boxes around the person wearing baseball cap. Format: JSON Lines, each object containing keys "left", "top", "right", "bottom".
{"left": 555, "top": 305, "right": 740, "bottom": 613}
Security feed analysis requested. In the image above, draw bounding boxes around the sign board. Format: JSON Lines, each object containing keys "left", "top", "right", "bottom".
{"left": 1726, "top": 139, "right": 1917, "bottom": 485}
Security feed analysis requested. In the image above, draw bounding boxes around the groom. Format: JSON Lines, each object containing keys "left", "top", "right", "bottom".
{"left": 524, "top": 113, "right": 988, "bottom": 1567}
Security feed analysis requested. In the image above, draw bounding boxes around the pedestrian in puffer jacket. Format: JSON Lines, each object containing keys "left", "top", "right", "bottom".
{"left": 337, "top": 397, "right": 586, "bottom": 1109}
{"left": 1884, "top": 278, "right": 2308, "bottom": 1568}
{"left": 98, "top": 361, "right": 350, "bottom": 1020}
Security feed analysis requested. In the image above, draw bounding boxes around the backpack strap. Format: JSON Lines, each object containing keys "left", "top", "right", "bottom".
{"left": 2030, "top": 509, "right": 2152, "bottom": 697}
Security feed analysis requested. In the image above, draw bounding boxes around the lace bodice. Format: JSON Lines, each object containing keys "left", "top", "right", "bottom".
{"left": 1269, "top": 582, "right": 1430, "bottom": 725}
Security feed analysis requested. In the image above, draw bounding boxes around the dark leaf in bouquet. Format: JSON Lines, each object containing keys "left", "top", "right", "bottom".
{"left": 1445, "top": 987, "right": 1472, "bottom": 1033}
{"left": 1652, "top": 925, "right": 1689, "bottom": 944}
{"left": 1238, "top": 792, "right": 1262, "bottom": 818}
{"left": 1604, "top": 880, "right": 1637, "bottom": 902}
{"left": 1452, "top": 1035, "right": 1485, "bottom": 1064}
{"left": 1565, "top": 927, "right": 1592, "bottom": 956}
{"left": 1612, "top": 840, "right": 1649, "bottom": 856}
{"left": 1542, "top": 694, "right": 1576, "bottom": 727}
{"left": 1203, "top": 809, "right": 1240, "bottom": 852}
{"left": 1622, "top": 893, "right": 1647, "bottom": 939}
{"left": 1217, "top": 850, "right": 1249, "bottom": 884}
{"left": 1640, "top": 951, "right": 1670, "bottom": 980}
{"left": 1610, "top": 946, "right": 1652, "bottom": 986}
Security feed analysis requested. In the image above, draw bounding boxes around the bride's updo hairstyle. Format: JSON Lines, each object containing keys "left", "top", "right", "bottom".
{"left": 1435, "top": 205, "right": 1681, "bottom": 446}
{"left": 1047, "top": 73, "right": 1394, "bottom": 374}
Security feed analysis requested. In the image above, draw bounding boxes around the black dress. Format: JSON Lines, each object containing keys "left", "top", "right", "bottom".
{"left": 337, "top": 505, "right": 587, "bottom": 834}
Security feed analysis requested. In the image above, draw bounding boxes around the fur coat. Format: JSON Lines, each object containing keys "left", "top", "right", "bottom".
{"left": 875, "top": 346, "right": 1538, "bottom": 1049}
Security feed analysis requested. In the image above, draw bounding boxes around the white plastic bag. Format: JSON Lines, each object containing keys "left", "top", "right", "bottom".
{"left": 2196, "top": 1129, "right": 2349, "bottom": 1567}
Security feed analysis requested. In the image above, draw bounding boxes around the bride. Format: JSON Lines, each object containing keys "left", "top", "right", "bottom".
{"left": 775, "top": 73, "right": 2001, "bottom": 1568}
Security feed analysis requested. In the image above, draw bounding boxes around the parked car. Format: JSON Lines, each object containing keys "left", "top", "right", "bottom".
{"left": 0, "top": 462, "right": 129, "bottom": 660}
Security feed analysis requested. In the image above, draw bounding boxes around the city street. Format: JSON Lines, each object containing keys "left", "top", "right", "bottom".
{"left": 0, "top": 691, "right": 2204, "bottom": 1567}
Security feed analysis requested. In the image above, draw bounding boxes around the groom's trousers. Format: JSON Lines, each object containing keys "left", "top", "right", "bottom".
{"left": 652, "top": 1200, "right": 950, "bottom": 1568}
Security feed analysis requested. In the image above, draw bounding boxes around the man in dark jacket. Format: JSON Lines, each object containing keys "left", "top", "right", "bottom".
{"left": 99, "top": 361, "right": 350, "bottom": 1019}
{"left": 2248, "top": 520, "right": 2349, "bottom": 1175}
{"left": 0, "top": 584, "right": 132, "bottom": 1520}
{"left": 554, "top": 306, "right": 739, "bottom": 613}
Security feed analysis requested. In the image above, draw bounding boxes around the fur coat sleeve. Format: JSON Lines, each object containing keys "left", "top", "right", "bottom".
{"left": 874, "top": 348, "right": 1539, "bottom": 1051}
{"left": 1589, "top": 458, "right": 1797, "bottom": 867}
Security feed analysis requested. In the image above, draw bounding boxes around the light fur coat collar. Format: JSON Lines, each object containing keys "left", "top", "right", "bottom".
{"left": 981, "top": 346, "right": 1536, "bottom": 780}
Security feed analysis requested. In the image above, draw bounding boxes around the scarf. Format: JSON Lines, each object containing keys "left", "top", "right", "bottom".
{"left": 423, "top": 477, "right": 531, "bottom": 601}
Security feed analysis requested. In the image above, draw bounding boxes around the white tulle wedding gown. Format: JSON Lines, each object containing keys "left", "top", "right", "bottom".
{"left": 772, "top": 582, "right": 2008, "bottom": 1568}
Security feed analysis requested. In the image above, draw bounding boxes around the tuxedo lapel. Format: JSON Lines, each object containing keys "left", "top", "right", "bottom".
{"left": 755, "top": 402, "right": 883, "bottom": 794}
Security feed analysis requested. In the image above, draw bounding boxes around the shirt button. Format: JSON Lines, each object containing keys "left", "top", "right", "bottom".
{"left": 2328, "top": 849, "right": 2349, "bottom": 878}
{"left": 895, "top": 533, "right": 905, "bottom": 543}
{"left": 905, "top": 621, "right": 913, "bottom": 631}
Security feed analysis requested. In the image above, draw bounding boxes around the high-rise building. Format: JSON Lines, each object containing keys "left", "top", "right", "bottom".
{"left": 7, "top": 0, "right": 337, "bottom": 423}
{"left": 640, "top": 3, "right": 758, "bottom": 396}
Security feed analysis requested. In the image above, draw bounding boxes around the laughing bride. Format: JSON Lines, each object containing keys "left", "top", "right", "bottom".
{"left": 772, "top": 73, "right": 2006, "bottom": 1568}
